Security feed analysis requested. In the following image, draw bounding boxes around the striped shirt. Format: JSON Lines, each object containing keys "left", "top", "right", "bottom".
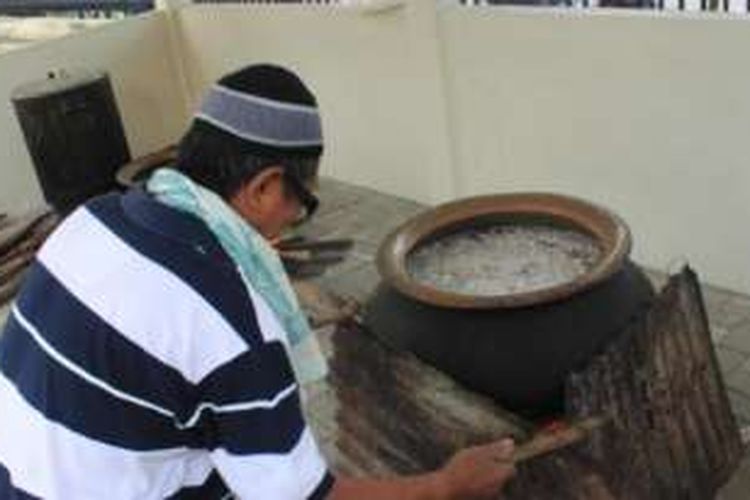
{"left": 0, "top": 189, "right": 335, "bottom": 499}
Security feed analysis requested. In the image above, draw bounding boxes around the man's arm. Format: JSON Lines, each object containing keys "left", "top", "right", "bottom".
{"left": 328, "top": 438, "right": 516, "bottom": 500}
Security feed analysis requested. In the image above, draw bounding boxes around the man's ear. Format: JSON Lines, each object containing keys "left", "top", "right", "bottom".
{"left": 229, "top": 165, "right": 284, "bottom": 216}
{"left": 236, "top": 166, "right": 284, "bottom": 205}
{"left": 248, "top": 166, "right": 284, "bottom": 196}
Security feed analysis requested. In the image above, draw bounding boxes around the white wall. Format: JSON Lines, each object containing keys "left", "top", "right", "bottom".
{"left": 438, "top": 7, "right": 750, "bottom": 294}
{"left": 175, "top": 1, "right": 457, "bottom": 204}
{"left": 176, "top": 3, "right": 750, "bottom": 294}
{"left": 0, "top": 12, "right": 189, "bottom": 213}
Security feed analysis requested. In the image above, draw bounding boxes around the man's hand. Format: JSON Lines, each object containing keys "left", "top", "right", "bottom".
{"left": 328, "top": 438, "right": 516, "bottom": 500}
{"left": 436, "top": 438, "right": 516, "bottom": 499}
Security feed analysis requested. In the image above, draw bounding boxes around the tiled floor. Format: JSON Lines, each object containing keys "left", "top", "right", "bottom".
{"left": 3, "top": 178, "right": 750, "bottom": 495}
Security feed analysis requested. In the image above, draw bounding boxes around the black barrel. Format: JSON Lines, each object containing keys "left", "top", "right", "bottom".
{"left": 12, "top": 70, "right": 130, "bottom": 214}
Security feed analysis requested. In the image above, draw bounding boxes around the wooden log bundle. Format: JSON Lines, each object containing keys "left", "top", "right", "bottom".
{"left": 0, "top": 209, "right": 59, "bottom": 306}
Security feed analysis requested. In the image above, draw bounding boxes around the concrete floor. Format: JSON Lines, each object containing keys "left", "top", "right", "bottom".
{"left": 298, "top": 178, "right": 750, "bottom": 498}
{"left": 2, "top": 177, "right": 749, "bottom": 496}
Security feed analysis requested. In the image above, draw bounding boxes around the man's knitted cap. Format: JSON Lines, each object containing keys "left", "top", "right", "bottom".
{"left": 195, "top": 64, "right": 323, "bottom": 159}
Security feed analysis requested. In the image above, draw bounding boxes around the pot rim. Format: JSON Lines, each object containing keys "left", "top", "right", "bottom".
{"left": 376, "top": 192, "right": 632, "bottom": 309}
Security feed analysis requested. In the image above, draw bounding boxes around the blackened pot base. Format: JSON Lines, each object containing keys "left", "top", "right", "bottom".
{"left": 363, "top": 260, "right": 654, "bottom": 419}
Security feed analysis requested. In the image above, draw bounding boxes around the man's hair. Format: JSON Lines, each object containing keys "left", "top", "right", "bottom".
{"left": 174, "top": 120, "right": 319, "bottom": 200}
{"left": 174, "top": 64, "right": 322, "bottom": 200}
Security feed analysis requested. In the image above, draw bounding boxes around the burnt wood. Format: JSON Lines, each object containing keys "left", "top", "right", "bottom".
{"left": 0, "top": 211, "right": 58, "bottom": 304}
{"left": 566, "top": 267, "right": 743, "bottom": 499}
{"left": 0, "top": 210, "right": 52, "bottom": 257}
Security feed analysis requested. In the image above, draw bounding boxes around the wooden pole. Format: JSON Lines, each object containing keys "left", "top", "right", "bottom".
{"left": 512, "top": 417, "right": 607, "bottom": 464}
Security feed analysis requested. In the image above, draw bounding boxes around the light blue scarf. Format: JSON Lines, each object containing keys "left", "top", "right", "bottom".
{"left": 147, "top": 168, "right": 327, "bottom": 385}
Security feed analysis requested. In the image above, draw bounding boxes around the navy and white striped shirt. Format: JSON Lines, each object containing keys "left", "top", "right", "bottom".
{"left": 0, "top": 189, "right": 334, "bottom": 499}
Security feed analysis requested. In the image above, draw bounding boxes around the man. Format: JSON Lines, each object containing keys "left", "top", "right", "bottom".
{"left": 0, "top": 64, "right": 515, "bottom": 499}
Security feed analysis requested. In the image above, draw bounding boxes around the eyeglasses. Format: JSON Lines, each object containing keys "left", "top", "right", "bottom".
{"left": 283, "top": 172, "right": 319, "bottom": 225}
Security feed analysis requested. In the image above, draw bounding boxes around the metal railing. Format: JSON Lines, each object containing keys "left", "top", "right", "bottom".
{"left": 191, "top": 0, "right": 750, "bottom": 12}
{"left": 188, "top": 0, "right": 750, "bottom": 10}
{"left": 194, "top": 0, "right": 750, "bottom": 12}
{"left": 457, "top": 0, "right": 750, "bottom": 12}
{"left": 9, "top": 0, "right": 735, "bottom": 17}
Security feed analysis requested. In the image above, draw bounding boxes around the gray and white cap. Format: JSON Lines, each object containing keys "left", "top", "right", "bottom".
{"left": 194, "top": 64, "right": 323, "bottom": 159}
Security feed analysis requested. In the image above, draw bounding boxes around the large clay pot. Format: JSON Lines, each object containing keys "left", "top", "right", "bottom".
{"left": 364, "top": 193, "right": 655, "bottom": 418}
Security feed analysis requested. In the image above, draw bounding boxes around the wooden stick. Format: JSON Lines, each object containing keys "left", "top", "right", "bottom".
{"left": 309, "top": 300, "right": 361, "bottom": 329}
{"left": 0, "top": 213, "right": 57, "bottom": 260}
{"left": 279, "top": 249, "right": 315, "bottom": 262}
{"left": 511, "top": 417, "right": 607, "bottom": 464}
{"left": 1, "top": 224, "right": 52, "bottom": 263}
{"left": 1, "top": 241, "right": 39, "bottom": 265}
{"left": 0, "top": 211, "right": 53, "bottom": 257}
{"left": 276, "top": 235, "right": 306, "bottom": 247}
{"left": 0, "top": 250, "right": 35, "bottom": 285}
{"left": 278, "top": 238, "right": 355, "bottom": 253}
{"left": 1, "top": 228, "right": 44, "bottom": 261}
{"left": 0, "top": 270, "right": 25, "bottom": 306}
{"left": 280, "top": 251, "right": 347, "bottom": 268}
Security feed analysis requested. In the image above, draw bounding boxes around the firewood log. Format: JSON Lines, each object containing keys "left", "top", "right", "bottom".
{"left": 0, "top": 249, "right": 35, "bottom": 285}
{"left": 0, "top": 210, "right": 53, "bottom": 257}
{"left": 0, "top": 271, "right": 25, "bottom": 306}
